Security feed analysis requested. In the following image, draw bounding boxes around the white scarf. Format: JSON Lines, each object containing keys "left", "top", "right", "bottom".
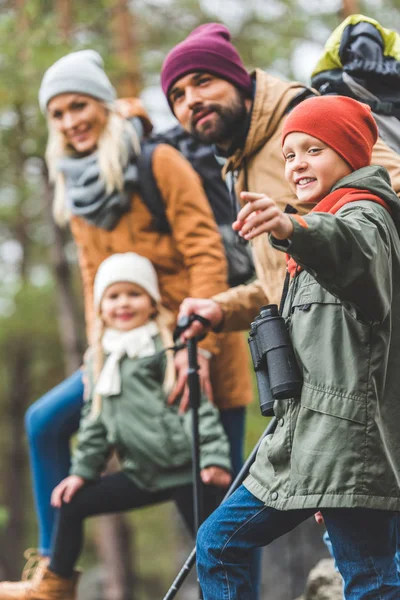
{"left": 95, "top": 321, "right": 159, "bottom": 397}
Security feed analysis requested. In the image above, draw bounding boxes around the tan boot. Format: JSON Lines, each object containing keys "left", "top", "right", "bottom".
{"left": 0, "top": 567, "right": 80, "bottom": 600}
{"left": 0, "top": 549, "right": 49, "bottom": 599}
{"left": 21, "top": 549, "right": 50, "bottom": 585}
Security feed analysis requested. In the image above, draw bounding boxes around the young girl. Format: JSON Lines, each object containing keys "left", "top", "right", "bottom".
{"left": 190, "top": 96, "right": 400, "bottom": 599}
{"left": 2, "top": 252, "right": 231, "bottom": 600}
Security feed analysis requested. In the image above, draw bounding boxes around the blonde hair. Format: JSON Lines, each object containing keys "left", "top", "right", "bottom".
{"left": 45, "top": 103, "right": 141, "bottom": 226}
{"left": 87, "top": 301, "right": 176, "bottom": 419}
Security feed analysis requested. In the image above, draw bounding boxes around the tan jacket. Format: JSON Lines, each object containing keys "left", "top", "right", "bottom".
{"left": 213, "top": 69, "right": 400, "bottom": 331}
{"left": 70, "top": 135, "right": 252, "bottom": 408}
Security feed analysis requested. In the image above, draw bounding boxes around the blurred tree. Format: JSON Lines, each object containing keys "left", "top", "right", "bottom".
{"left": 342, "top": 0, "right": 360, "bottom": 17}
{"left": 110, "top": 0, "right": 142, "bottom": 97}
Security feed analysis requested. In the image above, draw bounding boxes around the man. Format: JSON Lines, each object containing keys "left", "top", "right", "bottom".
{"left": 161, "top": 22, "right": 400, "bottom": 335}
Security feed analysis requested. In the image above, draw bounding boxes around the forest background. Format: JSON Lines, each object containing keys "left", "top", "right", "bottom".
{"left": 0, "top": 1, "right": 399, "bottom": 599}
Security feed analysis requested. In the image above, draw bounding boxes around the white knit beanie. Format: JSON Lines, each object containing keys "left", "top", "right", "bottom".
{"left": 39, "top": 50, "right": 117, "bottom": 113}
{"left": 94, "top": 253, "right": 161, "bottom": 309}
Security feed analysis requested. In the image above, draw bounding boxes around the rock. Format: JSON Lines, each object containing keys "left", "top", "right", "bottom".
{"left": 294, "top": 558, "right": 343, "bottom": 600}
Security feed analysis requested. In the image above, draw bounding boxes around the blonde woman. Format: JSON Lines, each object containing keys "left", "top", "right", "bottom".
{"left": 1, "top": 49, "right": 252, "bottom": 591}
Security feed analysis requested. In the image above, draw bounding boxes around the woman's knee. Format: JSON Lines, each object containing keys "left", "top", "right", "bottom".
{"left": 25, "top": 397, "right": 51, "bottom": 442}
{"left": 25, "top": 374, "right": 83, "bottom": 443}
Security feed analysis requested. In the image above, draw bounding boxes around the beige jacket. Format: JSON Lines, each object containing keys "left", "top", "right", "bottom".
{"left": 214, "top": 69, "right": 400, "bottom": 331}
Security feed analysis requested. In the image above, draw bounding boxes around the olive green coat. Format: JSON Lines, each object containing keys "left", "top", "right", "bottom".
{"left": 245, "top": 166, "right": 400, "bottom": 512}
{"left": 71, "top": 336, "right": 231, "bottom": 492}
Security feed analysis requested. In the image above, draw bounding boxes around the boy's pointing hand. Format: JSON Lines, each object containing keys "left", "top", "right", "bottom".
{"left": 233, "top": 192, "right": 293, "bottom": 241}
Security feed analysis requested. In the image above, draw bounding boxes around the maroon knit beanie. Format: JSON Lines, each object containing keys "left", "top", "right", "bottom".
{"left": 161, "top": 23, "right": 253, "bottom": 100}
{"left": 282, "top": 95, "right": 378, "bottom": 171}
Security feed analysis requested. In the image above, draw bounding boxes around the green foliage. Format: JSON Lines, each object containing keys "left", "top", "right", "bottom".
{"left": 0, "top": 506, "right": 9, "bottom": 531}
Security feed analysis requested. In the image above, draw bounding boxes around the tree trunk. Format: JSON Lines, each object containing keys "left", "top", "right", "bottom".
{"left": 109, "top": 0, "right": 142, "bottom": 97}
{"left": 0, "top": 340, "right": 32, "bottom": 579}
{"left": 95, "top": 514, "right": 136, "bottom": 600}
{"left": 55, "top": 0, "right": 73, "bottom": 41}
{"left": 342, "top": 0, "right": 359, "bottom": 17}
{"left": 41, "top": 163, "right": 83, "bottom": 374}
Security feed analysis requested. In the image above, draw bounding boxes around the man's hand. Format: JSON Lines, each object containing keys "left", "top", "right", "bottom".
{"left": 168, "top": 348, "right": 213, "bottom": 413}
{"left": 201, "top": 466, "right": 232, "bottom": 488}
{"left": 233, "top": 192, "right": 294, "bottom": 241}
{"left": 177, "top": 298, "right": 224, "bottom": 342}
{"left": 51, "top": 475, "right": 86, "bottom": 508}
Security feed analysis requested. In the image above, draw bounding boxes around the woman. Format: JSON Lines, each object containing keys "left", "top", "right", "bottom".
{"left": 0, "top": 49, "right": 252, "bottom": 593}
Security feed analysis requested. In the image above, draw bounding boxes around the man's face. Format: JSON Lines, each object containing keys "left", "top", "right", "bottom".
{"left": 169, "top": 72, "right": 250, "bottom": 147}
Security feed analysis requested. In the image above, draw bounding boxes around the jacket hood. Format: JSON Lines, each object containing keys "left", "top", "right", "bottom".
{"left": 332, "top": 165, "right": 400, "bottom": 232}
{"left": 224, "top": 70, "right": 308, "bottom": 173}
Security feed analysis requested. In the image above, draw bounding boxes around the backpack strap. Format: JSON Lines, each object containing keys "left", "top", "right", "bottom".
{"left": 137, "top": 142, "right": 171, "bottom": 234}
{"left": 318, "top": 79, "right": 400, "bottom": 119}
{"left": 284, "top": 87, "right": 318, "bottom": 115}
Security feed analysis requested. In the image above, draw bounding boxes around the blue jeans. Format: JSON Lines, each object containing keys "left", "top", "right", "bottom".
{"left": 197, "top": 484, "right": 400, "bottom": 600}
{"left": 25, "top": 370, "right": 84, "bottom": 555}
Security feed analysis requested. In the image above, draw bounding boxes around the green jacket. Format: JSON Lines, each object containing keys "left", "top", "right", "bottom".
{"left": 245, "top": 166, "right": 400, "bottom": 512}
{"left": 71, "top": 336, "right": 231, "bottom": 492}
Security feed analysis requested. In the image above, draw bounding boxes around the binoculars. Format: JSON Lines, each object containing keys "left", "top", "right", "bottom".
{"left": 248, "top": 304, "right": 302, "bottom": 416}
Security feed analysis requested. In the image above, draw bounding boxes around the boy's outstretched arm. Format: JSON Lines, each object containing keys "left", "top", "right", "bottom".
{"left": 235, "top": 193, "right": 393, "bottom": 324}
{"left": 273, "top": 204, "right": 393, "bottom": 324}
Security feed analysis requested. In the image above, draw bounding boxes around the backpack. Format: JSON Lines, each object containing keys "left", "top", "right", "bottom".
{"left": 311, "top": 15, "right": 400, "bottom": 154}
{"left": 137, "top": 124, "right": 255, "bottom": 288}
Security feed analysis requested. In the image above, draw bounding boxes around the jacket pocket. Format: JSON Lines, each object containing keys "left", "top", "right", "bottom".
{"left": 300, "top": 382, "right": 367, "bottom": 425}
{"left": 289, "top": 399, "right": 367, "bottom": 496}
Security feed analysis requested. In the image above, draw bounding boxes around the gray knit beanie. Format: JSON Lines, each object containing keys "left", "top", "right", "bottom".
{"left": 39, "top": 50, "right": 117, "bottom": 113}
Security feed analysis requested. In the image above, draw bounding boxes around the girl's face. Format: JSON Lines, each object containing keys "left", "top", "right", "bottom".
{"left": 100, "top": 282, "right": 155, "bottom": 332}
{"left": 47, "top": 93, "right": 108, "bottom": 155}
{"left": 283, "top": 132, "right": 352, "bottom": 205}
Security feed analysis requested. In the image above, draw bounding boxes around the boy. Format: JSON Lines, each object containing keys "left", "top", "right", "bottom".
{"left": 195, "top": 95, "right": 400, "bottom": 599}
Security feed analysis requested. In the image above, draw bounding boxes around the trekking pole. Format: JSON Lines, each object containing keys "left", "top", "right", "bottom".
{"left": 173, "top": 314, "right": 213, "bottom": 600}
{"left": 162, "top": 416, "right": 277, "bottom": 600}
{"left": 187, "top": 335, "right": 203, "bottom": 535}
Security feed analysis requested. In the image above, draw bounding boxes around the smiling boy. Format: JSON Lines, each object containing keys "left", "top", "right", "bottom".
{"left": 196, "top": 95, "right": 400, "bottom": 600}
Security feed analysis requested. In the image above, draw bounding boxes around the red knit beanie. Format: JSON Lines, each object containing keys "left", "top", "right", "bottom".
{"left": 161, "top": 23, "right": 253, "bottom": 100}
{"left": 282, "top": 95, "right": 378, "bottom": 171}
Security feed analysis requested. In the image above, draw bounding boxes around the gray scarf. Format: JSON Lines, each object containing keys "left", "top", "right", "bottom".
{"left": 58, "top": 118, "right": 143, "bottom": 231}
